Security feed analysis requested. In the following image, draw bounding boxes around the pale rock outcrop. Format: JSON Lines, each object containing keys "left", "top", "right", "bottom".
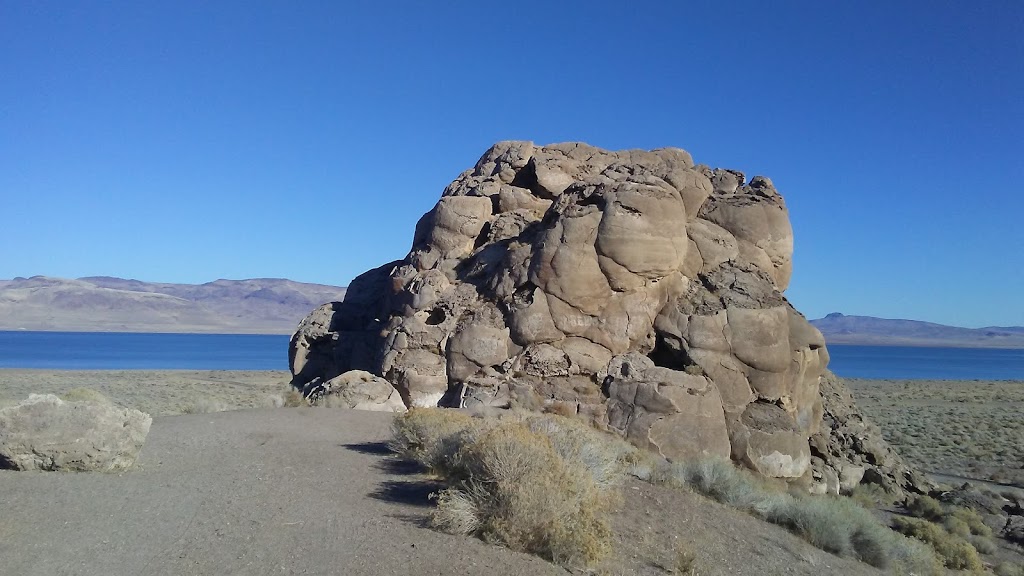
{"left": 288, "top": 142, "right": 909, "bottom": 487}
{"left": 0, "top": 394, "right": 152, "bottom": 472}
{"left": 305, "top": 370, "right": 407, "bottom": 412}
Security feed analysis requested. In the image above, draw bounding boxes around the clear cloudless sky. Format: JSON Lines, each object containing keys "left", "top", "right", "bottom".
{"left": 1, "top": 1, "right": 1021, "bottom": 327}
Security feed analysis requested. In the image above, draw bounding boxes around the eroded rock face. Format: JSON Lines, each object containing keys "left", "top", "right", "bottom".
{"left": 809, "top": 371, "right": 933, "bottom": 496}
{"left": 290, "top": 142, "right": 829, "bottom": 480}
{"left": 0, "top": 394, "right": 152, "bottom": 472}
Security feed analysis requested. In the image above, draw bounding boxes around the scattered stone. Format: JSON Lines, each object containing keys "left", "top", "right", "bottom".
{"left": 0, "top": 394, "right": 152, "bottom": 472}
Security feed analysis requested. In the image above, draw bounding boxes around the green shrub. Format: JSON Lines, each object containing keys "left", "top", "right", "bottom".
{"left": 950, "top": 506, "right": 993, "bottom": 538}
{"left": 906, "top": 495, "right": 945, "bottom": 521}
{"left": 888, "top": 533, "right": 944, "bottom": 576}
{"left": 891, "top": 516, "right": 983, "bottom": 571}
{"left": 943, "top": 515, "right": 971, "bottom": 538}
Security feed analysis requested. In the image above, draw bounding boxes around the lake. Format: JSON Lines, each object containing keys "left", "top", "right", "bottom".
{"left": 0, "top": 331, "right": 1022, "bottom": 380}
{"left": 826, "top": 344, "right": 1024, "bottom": 380}
{"left": 0, "top": 331, "right": 289, "bottom": 370}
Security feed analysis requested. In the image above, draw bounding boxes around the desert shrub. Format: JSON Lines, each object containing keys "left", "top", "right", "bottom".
{"left": 849, "top": 483, "right": 899, "bottom": 508}
{"left": 758, "top": 493, "right": 892, "bottom": 564}
{"left": 665, "top": 458, "right": 763, "bottom": 510}
{"left": 59, "top": 387, "right": 111, "bottom": 404}
{"left": 391, "top": 410, "right": 627, "bottom": 566}
{"left": 969, "top": 534, "right": 996, "bottom": 555}
{"left": 673, "top": 544, "right": 697, "bottom": 575}
{"left": 949, "top": 506, "right": 993, "bottom": 538}
{"left": 520, "top": 413, "right": 633, "bottom": 489}
{"left": 658, "top": 457, "right": 914, "bottom": 569}
{"left": 429, "top": 421, "right": 614, "bottom": 567}
{"left": 390, "top": 408, "right": 479, "bottom": 475}
{"left": 943, "top": 515, "right": 971, "bottom": 538}
{"left": 888, "top": 532, "right": 944, "bottom": 576}
{"left": 995, "top": 563, "right": 1024, "bottom": 576}
{"left": 907, "top": 495, "right": 946, "bottom": 521}
{"left": 182, "top": 398, "right": 229, "bottom": 414}
{"left": 281, "top": 387, "right": 306, "bottom": 407}
{"left": 624, "top": 449, "right": 664, "bottom": 482}
{"left": 892, "top": 516, "right": 983, "bottom": 571}
{"left": 431, "top": 487, "right": 480, "bottom": 535}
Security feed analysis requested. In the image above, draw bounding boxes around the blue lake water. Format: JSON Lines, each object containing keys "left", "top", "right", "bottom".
{"left": 826, "top": 344, "right": 1024, "bottom": 380}
{"left": 0, "top": 331, "right": 1022, "bottom": 379}
{"left": 0, "top": 331, "right": 290, "bottom": 370}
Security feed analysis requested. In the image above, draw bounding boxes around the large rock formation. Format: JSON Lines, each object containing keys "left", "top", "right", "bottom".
{"left": 290, "top": 142, "right": 854, "bottom": 485}
{"left": 0, "top": 394, "right": 152, "bottom": 472}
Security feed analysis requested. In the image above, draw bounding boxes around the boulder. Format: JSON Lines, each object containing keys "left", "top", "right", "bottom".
{"left": 304, "top": 371, "right": 407, "bottom": 412}
{"left": 0, "top": 394, "right": 152, "bottom": 472}
{"left": 288, "top": 141, "right": 924, "bottom": 486}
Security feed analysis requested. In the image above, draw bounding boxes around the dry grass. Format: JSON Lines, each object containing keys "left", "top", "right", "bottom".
{"left": 265, "top": 386, "right": 307, "bottom": 408}
{"left": 391, "top": 409, "right": 629, "bottom": 568}
{"left": 847, "top": 378, "right": 1024, "bottom": 487}
{"left": 0, "top": 369, "right": 293, "bottom": 416}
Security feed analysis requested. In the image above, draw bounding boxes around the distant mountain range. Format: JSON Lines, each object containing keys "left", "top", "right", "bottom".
{"left": 810, "top": 313, "right": 1024, "bottom": 348}
{"left": 0, "top": 276, "right": 347, "bottom": 334}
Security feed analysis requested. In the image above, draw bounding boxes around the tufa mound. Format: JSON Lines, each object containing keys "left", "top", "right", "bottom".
{"left": 290, "top": 141, "right": 922, "bottom": 492}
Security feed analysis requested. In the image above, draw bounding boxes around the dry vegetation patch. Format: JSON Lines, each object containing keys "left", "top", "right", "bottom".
{"left": 391, "top": 408, "right": 943, "bottom": 573}
{"left": 391, "top": 409, "right": 630, "bottom": 568}
{"left": 846, "top": 378, "right": 1024, "bottom": 487}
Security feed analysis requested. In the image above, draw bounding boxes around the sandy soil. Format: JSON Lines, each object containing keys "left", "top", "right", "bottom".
{"left": 0, "top": 370, "right": 888, "bottom": 575}
{"left": 0, "top": 408, "right": 564, "bottom": 576}
{"left": 2, "top": 371, "right": 1017, "bottom": 574}
{"left": 0, "top": 408, "right": 877, "bottom": 576}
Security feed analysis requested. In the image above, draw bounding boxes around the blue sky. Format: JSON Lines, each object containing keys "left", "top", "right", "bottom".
{"left": 1, "top": 1, "right": 1021, "bottom": 327}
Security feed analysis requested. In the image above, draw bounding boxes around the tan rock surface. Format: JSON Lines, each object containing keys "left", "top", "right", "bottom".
{"left": 287, "top": 142, "right": 902, "bottom": 487}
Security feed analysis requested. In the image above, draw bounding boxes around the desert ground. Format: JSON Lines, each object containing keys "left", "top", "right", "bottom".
{"left": 847, "top": 378, "right": 1024, "bottom": 490}
{"left": 1, "top": 370, "right": 1022, "bottom": 575}
{"left": 0, "top": 369, "right": 293, "bottom": 415}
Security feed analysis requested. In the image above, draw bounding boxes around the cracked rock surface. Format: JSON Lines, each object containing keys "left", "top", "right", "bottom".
{"left": 289, "top": 141, "right": 898, "bottom": 489}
